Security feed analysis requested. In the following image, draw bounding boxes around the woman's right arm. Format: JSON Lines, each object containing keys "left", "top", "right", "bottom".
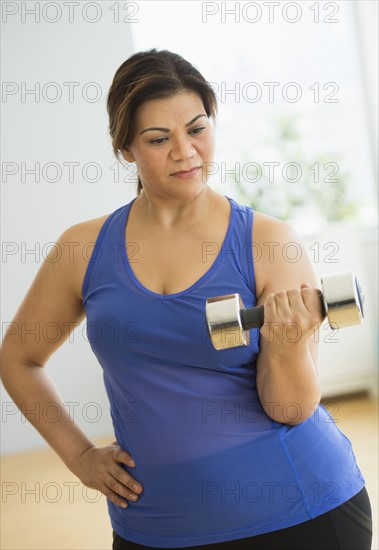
{"left": 0, "top": 220, "right": 142, "bottom": 507}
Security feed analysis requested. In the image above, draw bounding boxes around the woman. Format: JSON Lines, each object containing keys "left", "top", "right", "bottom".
{"left": 1, "top": 49, "right": 372, "bottom": 549}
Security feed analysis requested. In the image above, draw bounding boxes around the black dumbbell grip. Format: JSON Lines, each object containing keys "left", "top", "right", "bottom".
{"left": 240, "top": 305, "right": 265, "bottom": 330}
{"left": 240, "top": 291, "right": 328, "bottom": 331}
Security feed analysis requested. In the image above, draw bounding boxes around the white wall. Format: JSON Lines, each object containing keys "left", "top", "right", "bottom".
{"left": 1, "top": 4, "right": 136, "bottom": 454}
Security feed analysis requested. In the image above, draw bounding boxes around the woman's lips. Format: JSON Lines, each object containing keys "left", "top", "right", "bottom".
{"left": 171, "top": 166, "right": 201, "bottom": 179}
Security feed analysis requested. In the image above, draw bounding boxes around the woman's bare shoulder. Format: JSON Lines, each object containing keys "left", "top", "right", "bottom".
{"left": 53, "top": 212, "right": 113, "bottom": 301}
{"left": 252, "top": 210, "right": 317, "bottom": 300}
{"left": 59, "top": 212, "right": 111, "bottom": 243}
{"left": 252, "top": 210, "right": 299, "bottom": 243}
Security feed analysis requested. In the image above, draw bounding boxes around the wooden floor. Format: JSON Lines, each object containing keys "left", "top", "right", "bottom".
{"left": 1, "top": 393, "right": 378, "bottom": 550}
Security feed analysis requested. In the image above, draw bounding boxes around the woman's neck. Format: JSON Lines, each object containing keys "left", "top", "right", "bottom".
{"left": 133, "top": 186, "right": 222, "bottom": 230}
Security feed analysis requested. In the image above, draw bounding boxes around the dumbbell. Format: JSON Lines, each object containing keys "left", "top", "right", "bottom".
{"left": 205, "top": 272, "right": 365, "bottom": 350}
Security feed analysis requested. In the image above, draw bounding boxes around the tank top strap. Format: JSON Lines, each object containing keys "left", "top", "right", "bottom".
{"left": 81, "top": 198, "right": 136, "bottom": 305}
{"left": 225, "top": 196, "right": 257, "bottom": 297}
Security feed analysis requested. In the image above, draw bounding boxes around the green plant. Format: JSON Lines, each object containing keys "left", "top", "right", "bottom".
{"left": 226, "top": 113, "right": 361, "bottom": 222}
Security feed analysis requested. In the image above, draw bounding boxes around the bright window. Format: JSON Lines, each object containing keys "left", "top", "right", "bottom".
{"left": 130, "top": 1, "right": 377, "bottom": 230}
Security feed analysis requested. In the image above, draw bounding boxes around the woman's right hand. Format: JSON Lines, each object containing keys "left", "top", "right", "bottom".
{"left": 73, "top": 441, "right": 143, "bottom": 508}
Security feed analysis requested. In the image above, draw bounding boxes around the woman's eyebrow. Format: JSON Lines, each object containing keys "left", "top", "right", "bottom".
{"left": 139, "top": 114, "right": 207, "bottom": 135}
{"left": 185, "top": 114, "right": 207, "bottom": 127}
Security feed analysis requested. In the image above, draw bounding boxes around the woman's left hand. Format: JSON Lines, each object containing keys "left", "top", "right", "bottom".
{"left": 260, "top": 283, "right": 325, "bottom": 357}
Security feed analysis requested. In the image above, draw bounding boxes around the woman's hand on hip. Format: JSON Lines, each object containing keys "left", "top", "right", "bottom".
{"left": 73, "top": 441, "right": 142, "bottom": 508}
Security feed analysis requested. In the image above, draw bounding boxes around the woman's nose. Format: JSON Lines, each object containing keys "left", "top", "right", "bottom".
{"left": 170, "top": 137, "right": 195, "bottom": 161}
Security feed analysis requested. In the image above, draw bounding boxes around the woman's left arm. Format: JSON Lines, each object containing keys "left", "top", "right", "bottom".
{"left": 253, "top": 212, "right": 324, "bottom": 425}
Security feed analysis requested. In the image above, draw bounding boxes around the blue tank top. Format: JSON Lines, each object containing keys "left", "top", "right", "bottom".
{"left": 82, "top": 196, "right": 365, "bottom": 548}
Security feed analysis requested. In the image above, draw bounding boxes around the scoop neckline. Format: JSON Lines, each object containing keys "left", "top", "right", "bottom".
{"left": 120, "top": 195, "right": 235, "bottom": 300}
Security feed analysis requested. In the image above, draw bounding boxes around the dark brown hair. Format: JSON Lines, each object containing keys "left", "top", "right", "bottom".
{"left": 106, "top": 49, "right": 218, "bottom": 195}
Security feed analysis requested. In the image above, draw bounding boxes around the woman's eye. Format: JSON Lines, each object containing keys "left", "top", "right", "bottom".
{"left": 189, "top": 126, "right": 206, "bottom": 135}
{"left": 150, "top": 137, "right": 168, "bottom": 145}
{"left": 149, "top": 127, "right": 206, "bottom": 144}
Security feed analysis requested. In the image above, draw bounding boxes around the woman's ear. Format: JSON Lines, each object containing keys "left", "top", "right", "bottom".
{"left": 121, "top": 147, "right": 135, "bottom": 163}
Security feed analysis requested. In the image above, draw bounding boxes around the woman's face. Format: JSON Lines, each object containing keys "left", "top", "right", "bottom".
{"left": 122, "top": 90, "right": 215, "bottom": 201}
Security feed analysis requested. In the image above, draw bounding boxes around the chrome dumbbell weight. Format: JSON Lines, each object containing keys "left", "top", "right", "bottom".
{"left": 205, "top": 272, "right": 365, "bottom": 350}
